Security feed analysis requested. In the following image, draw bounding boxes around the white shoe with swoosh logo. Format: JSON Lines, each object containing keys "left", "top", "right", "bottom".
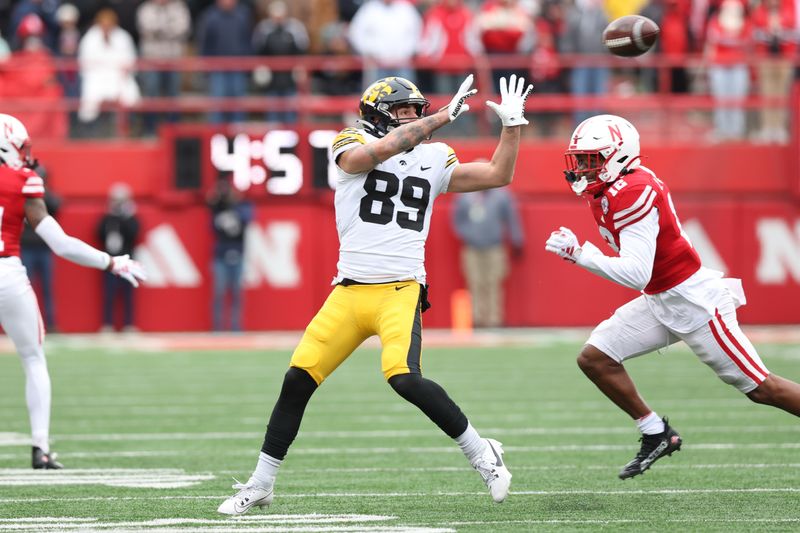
{"left": 217, "top": 480, "right": 274, "bottom": 515}
{"left": 472, "top": 438, "right": 512, "bottom": 503}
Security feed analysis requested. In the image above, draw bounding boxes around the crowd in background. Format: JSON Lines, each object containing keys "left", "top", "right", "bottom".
{"left": 0, "top": 0, "right": 797, "bottom": 143}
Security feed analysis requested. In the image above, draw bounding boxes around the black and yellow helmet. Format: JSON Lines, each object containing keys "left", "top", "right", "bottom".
{"left": 358, "top": 77, "right": 430, "bottom": 138}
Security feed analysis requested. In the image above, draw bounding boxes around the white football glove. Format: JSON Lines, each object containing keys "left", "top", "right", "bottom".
{"left": 446, "top": 74, "right": 478, "bottom": 122}
{"left": 545, "top": 226, "right": 582, "bottom": 263}
{"left": 486, "top": 74, "right": 533, "bottom": 127}
{"left": 109, "top": 254, "right": 147, "bottom": 288}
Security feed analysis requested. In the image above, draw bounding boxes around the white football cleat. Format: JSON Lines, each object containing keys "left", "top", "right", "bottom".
{"left": 472, "top": 438, "right": 511, "bottom": 503}
{"left": 217, "top": 480, "right": 274, "bottom": 516}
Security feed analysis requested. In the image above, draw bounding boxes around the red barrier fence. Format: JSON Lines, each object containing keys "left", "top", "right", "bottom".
{"left": 32, "top": 122, "right": 800, "bottom": 332}
{"left": 47, "top": 196, "right": 800, "bottom": 332}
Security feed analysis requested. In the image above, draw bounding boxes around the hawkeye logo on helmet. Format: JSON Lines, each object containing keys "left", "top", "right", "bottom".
{"left": 364, "top": 81, "right": 393, "bottom": 104}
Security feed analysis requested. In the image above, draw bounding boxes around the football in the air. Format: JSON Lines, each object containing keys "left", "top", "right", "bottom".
{"left": 602, "top": 15, "right": 660, "bottom": 57}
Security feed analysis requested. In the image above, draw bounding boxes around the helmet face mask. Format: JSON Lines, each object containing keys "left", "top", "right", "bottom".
{"left": 358, "top": 77, "right": 430, "bottom": 138}
{"left": 564, "top": 114, "right": 641, "bottom": 196}
{"left": 0, "top": 114, "right": 33, "bottom": 169}
{"left": 564, "top": 151, "right": 608, "bottom": 196}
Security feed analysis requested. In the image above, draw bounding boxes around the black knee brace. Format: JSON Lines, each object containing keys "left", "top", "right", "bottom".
{"left": 388, "top": 373, "right": 468, "bottom": 438}
{"left": 261, "top": 367, "right": 318, "bottom": 459}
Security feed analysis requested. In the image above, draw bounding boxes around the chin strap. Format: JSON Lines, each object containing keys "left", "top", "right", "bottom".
{"left": 355, "top": 119, "right": 385, "bottom": 138}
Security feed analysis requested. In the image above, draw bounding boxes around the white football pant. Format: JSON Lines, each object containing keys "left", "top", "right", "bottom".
{"left": 588, "top": 291, "right": 768, "bottom": 394}
{"left": 0, "top": 257, "right": 50, "bottom": 452}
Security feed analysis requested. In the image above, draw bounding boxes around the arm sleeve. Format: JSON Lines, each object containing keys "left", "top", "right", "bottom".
{"left": 575, "top": 208, "right": 659, "bottom": 291}
{"left": 35, "top": 216, "right": 112, "bottom": 270}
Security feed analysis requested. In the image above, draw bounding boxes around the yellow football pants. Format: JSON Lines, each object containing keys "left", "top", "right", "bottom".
{"left": 289, "top": 281, "right": 423, "bottom": 385}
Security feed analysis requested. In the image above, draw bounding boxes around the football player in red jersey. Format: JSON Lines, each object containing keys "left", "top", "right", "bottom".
{"left": 545, "top": 114, "right": 800, "bottom": 479}
{"left": 0, "top": 114, "right": 146, "bottom": 469}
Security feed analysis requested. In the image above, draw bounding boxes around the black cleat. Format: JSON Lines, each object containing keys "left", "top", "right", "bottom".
{"left": 32, "top": 446, "right": 64, "bottom": 470}
{"left": 618, "top": 417, "right": 681, "bottom": 479}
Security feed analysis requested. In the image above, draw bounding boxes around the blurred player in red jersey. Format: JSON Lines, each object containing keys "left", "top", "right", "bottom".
{"left": 545, "top": 114, "right": 800, "bottom": 479}
{"left": 0, "top": 114, "right": 146, "bottom": 469}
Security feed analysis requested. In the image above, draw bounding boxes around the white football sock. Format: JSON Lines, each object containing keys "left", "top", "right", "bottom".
{"left": 249, "top": 452, "right": 280, "bottom": 487}
{"left": 455, "top": 422, "right": 486, "bottom": 465}
{"left": 636, "top": 411, "right": 665, "bottom": 435}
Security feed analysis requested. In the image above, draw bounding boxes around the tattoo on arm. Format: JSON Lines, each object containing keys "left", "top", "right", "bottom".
{"left": 385, "top": 112, "right": 449, "bottom": 154}
{"left": 364, "top": 144, "right": 382, "bottom": 167}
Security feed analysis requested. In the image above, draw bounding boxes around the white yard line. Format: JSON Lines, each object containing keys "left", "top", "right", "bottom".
{"left": 444, "top": 518, "right": 800, "bottom": 526}
{"left": 0, "top": 515, "right": 453, "bottom": 533}
{"left": 2, "top": 442, "right": 800, "bottom": 462}
{"left": 0, "top": 468, "right": 214, "bottom": 488}
{"left": 1, "top": 487, "right": 800, "bottom": 505}
{"left": 0, "top": 424, "right": 797, "bottom": 446}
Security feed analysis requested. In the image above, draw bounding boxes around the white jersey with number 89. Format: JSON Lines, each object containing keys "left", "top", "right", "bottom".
{"left": 331, "top": 127, "right": 458, "bottom": 284}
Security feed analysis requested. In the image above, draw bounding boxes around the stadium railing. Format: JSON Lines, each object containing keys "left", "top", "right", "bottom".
{"left": 1, "top": 53, "right": 797, "bottom": 141}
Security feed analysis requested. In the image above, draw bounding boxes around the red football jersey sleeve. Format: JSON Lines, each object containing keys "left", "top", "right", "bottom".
{"left": 0, "top": 165, "right": 44, "bottom": 257}
{"left": 588, "top": 167, "right": 701, "bottom": 294}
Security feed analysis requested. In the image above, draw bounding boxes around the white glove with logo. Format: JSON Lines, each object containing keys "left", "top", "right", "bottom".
{"left": 446, "top": 74, "right": 478, "bottom": 122}
{"left": 109, "top": 254, "right": 148, "bottom": 288}
{"left": 545, "top": 227, "right": 582, "bottom": 263}
{"left": 486, "top": 74, "right": 533, "bottom": 127}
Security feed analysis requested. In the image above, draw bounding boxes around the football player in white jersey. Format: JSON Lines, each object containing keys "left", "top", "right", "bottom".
{"left": 0, "top": 114, "right": 147, "bottom": 468}
{"left": 218, "top": 74, "right": 533, "bottom": 515}
{"left": 545, "top": 114, "right": 800, "bottom": 479}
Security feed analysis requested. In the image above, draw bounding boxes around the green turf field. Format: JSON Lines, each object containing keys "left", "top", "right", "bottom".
{"left": 1, "top": 335, "right": 799, "bottom": 532}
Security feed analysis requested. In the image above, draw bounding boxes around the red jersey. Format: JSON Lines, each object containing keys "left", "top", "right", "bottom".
{"left": 587, "top": 166, "right": 701, "bottom": 294}
{"left": 0, "top": 164, "right": 44, "bottom": 257}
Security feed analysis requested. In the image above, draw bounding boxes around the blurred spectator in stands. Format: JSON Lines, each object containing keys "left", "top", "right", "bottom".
{"left": 0, "top": 14, "right": 66, "bottom": 139}
{"left": 641, "top": 0, "right": 692, "bottom": 93}
{"left": 704, "top": 0, "right": 752, "bottom": 142}
{"left": 418, "top": 0, "right": 480, "bottom": 94}
{"left": 312, "top": 21, "right": 362, "bottom": 99}
{"left": 348, "top": 0, "right": 422, "bottom": 87}
{"left": 208, "top": 178, "right": 253, "bottom": 332}
{"left": 279, "top": 0, "right": 338, "bottom": 54}
{"left": 689, "top": 0, "right": 715, "bottom": 51}
{"left": 21, "top": 163, "right": 61, "bottom": 332}
{"left": 475, "top": 0, "right": 535, "bottom": 92}
{"left": 530, "top": 0, "right": 564, "bottom": 136}
{"left": 196, "top": 0, "right": 253, "bottom": 124}
{"left": 339, "top": 0, "right": 366, "bottom": 22}
{"left": 451, "top": 187, "right": 524, "bottom": 329}
{"left": 752, "top": 0, "right": 796, "bottom": 144}
{"left": 55, "top": 3, "right": 80, "bottom": 104}
{"left": 137, "top": 0, "right": 191, "bottom": 136}
{"left": 0, "top": 2, "right": 12, "bottom": 38}
{"left": 8, "top": 0, "right": 58, "bottom": 52}
{"left": 77, "top": 8, "right": 141, "bottom": 137}
{"left": 560, "top": 0, "right": 610, "bottom": 126}
{"left": 108, "top": 0, "right": 145, "bottom": 45}
{"left": 97, "top": 183, "right": 141, "bottom": 333}
{"left": 252, "top": 0, "right": 308, "bottom": 124}
{"left": 0, "top": 30, "right": 9, "bottom": 59}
